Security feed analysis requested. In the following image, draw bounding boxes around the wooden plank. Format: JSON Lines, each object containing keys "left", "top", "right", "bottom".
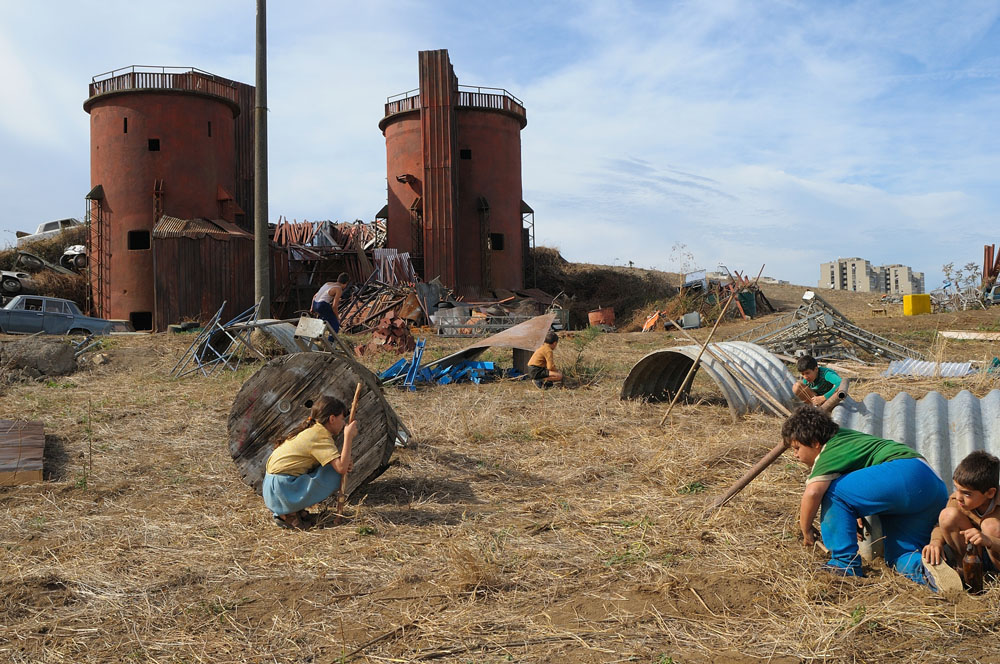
{"left": 0, "top": 420, "right": 44, "bottom": 485}
{"left": 0, "top": 470, "right": 43, "bottom": 486}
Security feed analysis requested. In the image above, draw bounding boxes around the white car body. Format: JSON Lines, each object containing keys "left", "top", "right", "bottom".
{"left": 15, "top": 218, "right": 83, "bottom": 247}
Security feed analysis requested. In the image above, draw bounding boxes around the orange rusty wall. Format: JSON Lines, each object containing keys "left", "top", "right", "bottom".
{"left": 383, "top": 111, "right": 423, "bottom": 256}
{"left": 88, "top": 93, "right": 237, "bottom": 327}
{"left": 455, "top": 109, "right": 524, "bottom": 292}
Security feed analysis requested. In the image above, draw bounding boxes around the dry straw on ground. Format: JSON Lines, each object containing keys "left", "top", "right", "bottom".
{"left": 2, "top": 299, "right": 1000, "bottom": 663}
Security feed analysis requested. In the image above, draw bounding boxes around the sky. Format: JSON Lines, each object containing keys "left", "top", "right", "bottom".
{"left": 2, "top": 1, "right": 999, "bottom": 288}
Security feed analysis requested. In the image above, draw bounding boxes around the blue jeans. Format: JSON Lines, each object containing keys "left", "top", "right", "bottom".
{"left": 312, "top": 300, "right": 341, "bottom": 333}
{"left": 820, "top": 458, "right": 947, "bottom": 582}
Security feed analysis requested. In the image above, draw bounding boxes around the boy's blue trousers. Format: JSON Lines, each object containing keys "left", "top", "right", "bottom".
{"left": 820, "top": 458, "right": 947, "bottom": 582}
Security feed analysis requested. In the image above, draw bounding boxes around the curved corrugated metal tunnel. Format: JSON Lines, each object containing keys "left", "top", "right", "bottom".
{"left": 832, "top": 389, "right": 1000, "bottom": 488}
{"left": 620, "top": 341, "right": 799, "bottom": 416}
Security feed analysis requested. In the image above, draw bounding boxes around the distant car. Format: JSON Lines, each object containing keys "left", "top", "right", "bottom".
{"left": 0, "top": 295, "right": 128, "bottom": 336}
{"left": 15, "top": 218, "right": 83, "bottom": 247}
{"left": 0, "top": 270, "right": 33, "bottom": 295}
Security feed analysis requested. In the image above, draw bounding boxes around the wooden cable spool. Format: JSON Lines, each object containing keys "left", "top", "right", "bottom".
{"left": 227, "top": 352, "right": 402, "bottom": 496}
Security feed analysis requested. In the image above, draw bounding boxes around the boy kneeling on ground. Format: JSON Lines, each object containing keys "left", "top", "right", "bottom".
{"left": 793, "top": 355, "right": 842, "bottom": 408}
{"left": 784, "top": 405, "right": 948, "bottom": 587}
{"left": 922, "top": 451, "right": 1000, "bottom": 591}
{"left": 527, "top": 331, "right": 563, "bottom": 389}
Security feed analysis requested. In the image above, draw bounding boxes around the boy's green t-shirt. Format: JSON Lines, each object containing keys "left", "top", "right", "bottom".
{"left": 807, "top": 427, "right": 922, "bottom": 484}
{"left": 801, "top": 366, "right": 842, "bottom": 398}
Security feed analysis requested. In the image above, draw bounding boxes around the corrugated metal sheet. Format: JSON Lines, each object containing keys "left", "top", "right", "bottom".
{"left": 620, "top": 342, "right": 799, "bottom": 416}
{"left": 153, "top": 216, "right": 252, "bottom": 239}
{"left": 883, "top": 359, "right": 974, "bottom": 377}
{"left": 832, "top": 390, "right": 1000, "bottom": 487}
{"left": 152, "top": 231, "right": 253, "bottom": 330}
{"left": 253, "top": 320, "right": 318, "bottom": 354}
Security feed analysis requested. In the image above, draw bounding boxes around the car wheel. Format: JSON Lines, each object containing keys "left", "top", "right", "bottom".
{"left": 1, "top": 276, "right": 21, "bottom": 294}
{"left": 69, "top": 328, "right": 90, "bottom": 336}
{"left": 73, "top": 254, "right": 88, "bottom": 268}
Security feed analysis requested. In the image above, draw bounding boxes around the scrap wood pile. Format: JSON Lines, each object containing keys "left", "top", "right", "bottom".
{"left": 637, "top": 269, "right": 775, "bottom": 332}
{"left": 341, "top": 272, "right": 567, "bottom": 340}
{"left": 340, "top": 278, "right": 424, "bottom": 334}
{"left": 726, "top": 290, "right": 924, "bottom": 362}
{"left": 272, "top": 217, "right": 386, "bottom": 250}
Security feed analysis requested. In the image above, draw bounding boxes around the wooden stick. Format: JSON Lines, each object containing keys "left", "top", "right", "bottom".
{"left": 658, "top": 265, "right": 765, "bottom": 426}
{"left": 335, "top": 382, "right": 363, "bottom": 525}
{"left": 704, "top": 380, "right": 850, "bottom": 516}
{"left": 704, "top": 441, "right": 787, "bottom": 515}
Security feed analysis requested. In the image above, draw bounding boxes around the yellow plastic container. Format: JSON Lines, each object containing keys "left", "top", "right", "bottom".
{"left": 903, "top": 293, "right": 931, "bottom": 316}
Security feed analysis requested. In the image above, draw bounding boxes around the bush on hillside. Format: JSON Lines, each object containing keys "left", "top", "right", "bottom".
{"left": 528, "top": 246, "right": 677, "bottom": 328}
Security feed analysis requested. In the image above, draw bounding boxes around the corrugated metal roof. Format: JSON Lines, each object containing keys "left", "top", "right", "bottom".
{"left": 620, "top": 341, "right": 799, "bottom": 417}
{"left": 883, "top": 359, "right": 974, "bottom": 377}
{"left": 832, "top": 390, "right": 1000, "bottom": 488}
{"left": 153, "top": 216, "right": 253, "bottom": 239}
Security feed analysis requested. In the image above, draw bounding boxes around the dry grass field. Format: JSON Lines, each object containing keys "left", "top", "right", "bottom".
{"left": 2, "top": 287, "right": 1000, "bottom": 663}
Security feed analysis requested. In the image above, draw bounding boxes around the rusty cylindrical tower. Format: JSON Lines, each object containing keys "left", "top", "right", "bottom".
{"left": 379, "top": 50, "right": 527, "bottom": 297}
{"left": 84, "top": 66, "right": 241, "bottom": 330}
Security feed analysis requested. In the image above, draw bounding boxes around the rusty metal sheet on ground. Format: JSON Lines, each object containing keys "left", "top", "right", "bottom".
{"left": 423, "top": 313, "right": 556, "bottom": 371}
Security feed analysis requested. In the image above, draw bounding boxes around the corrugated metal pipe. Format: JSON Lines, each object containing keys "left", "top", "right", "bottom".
{"left": 832, "top": 390, "right": 1000, "bottom": 488}
{"left": 620, "top": 341, "right": 799, "bottom": 418}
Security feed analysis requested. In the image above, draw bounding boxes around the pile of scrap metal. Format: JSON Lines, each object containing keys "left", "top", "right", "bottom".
{"left": 340, "top": 275, "right": 568, "bottom": 338}
{"left": 726, "top": 290, "right": 924, "bottom": 362}
{"left": 429, "top": 288, "right": 569, "bottom": 337}
{"left": 354, "top": 312, "right": 416, "bottom": 356}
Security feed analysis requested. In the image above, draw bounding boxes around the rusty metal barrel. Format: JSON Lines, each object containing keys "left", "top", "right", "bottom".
{"left": 227, "top": 352, "right": 403, "bottom": 496}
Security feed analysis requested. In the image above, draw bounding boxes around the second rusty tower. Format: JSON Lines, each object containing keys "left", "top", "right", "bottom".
{"left": 379, "top": 49, "right": 529, "bottom": 296}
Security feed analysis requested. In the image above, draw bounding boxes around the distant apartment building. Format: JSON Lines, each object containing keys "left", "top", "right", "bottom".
{"left": 819, "top": 258, "right": 924, "bottom": 295}
{"left": 880, "top": 264, "right": 925, "bottom": 295}
{"left": 820, "top": 258, "right": 880, "bottom": 292}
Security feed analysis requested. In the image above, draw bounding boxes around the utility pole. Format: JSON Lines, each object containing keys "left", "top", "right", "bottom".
{"left": 254, "top": 0, "right": 270, "bottom": 316}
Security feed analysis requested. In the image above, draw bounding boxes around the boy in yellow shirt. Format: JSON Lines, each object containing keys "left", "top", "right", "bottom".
{"left": 527, "top": 331, "right": 562, "bottom": 389}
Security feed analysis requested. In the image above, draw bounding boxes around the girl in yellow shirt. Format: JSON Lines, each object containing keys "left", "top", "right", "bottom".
{"left": 263, "top": 396, "right": 357, "bottom": 529}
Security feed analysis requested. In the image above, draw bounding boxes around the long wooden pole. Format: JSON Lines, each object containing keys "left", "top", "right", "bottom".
{"left": 334, "top": 383, "right": 363, "bottom": 525}
{"left": 658, "top": 265, "right": 765, "bottom": 426}
{"left": 704, "top": 381, "right": 851, "bottom": 515}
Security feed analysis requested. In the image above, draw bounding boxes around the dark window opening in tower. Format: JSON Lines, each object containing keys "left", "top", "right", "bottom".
{"left": 460, "top": 149, "right": 472, "bottom": 160}
{"left": 148, "top": 138, "right": 160, "bottom": 151}
{"left": 489, "top": 233, "right": 504, "bottom": 250}
{"left": 129, "top": 312, "right": 153, "bottom": 331}
{"left": 123, "top": 117, "right": 127, "bottom": 134}
{"left": 127, "top": 230, "right": 151, "bottom": 251}
{"left": 208, "top": 121, "right": 212, "bottom": 137}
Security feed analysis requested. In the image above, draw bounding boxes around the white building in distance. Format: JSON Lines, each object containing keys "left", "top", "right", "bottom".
{"left": 820, "top": 258, "right": 925, "bottom": 295}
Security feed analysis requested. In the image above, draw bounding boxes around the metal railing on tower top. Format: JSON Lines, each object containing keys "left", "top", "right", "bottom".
{"left": 87, "top": 65, "right": 238, "bottom": 104}
{"left": 383, "top": 84, "right": 526, "bottom": 121}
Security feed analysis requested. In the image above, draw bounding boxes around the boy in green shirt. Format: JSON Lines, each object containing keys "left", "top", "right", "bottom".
{"left": 784, "top": 405, "right": 948, "bottom": 586}
{"left": 793, "top": 355, "right": 842, "bottom": 408}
